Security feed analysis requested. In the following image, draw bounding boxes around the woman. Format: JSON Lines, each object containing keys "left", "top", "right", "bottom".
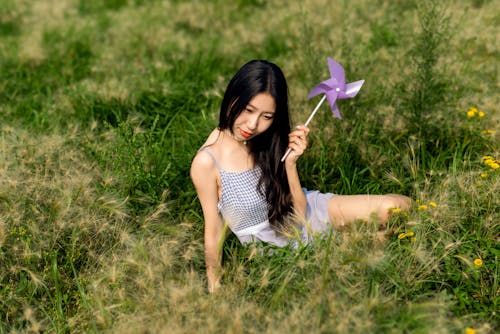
{"left": 191, "top": 60, "right": 411, "bottom": 293}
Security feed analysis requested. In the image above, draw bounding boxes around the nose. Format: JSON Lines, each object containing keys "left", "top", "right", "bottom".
{"left": 247, "top": 114, "right": 259, "bottom": 131}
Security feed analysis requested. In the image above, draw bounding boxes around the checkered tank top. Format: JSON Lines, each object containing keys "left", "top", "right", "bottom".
{"left": 200, "top": 148, "right": 275, "bottom": 239}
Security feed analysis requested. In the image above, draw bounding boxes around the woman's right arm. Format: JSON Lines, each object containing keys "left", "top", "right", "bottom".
{"left": 190, "top": 152, "right": 224, "bottom": 293}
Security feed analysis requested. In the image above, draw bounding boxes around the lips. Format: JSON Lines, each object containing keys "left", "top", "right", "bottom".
{"left": 239, "top": 129, "right": 253, "bottom": 138}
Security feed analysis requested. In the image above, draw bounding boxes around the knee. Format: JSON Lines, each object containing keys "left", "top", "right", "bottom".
{"left": 378, "top": 194, "right": 412, "bottom": 223}
{"left": 385, "top": 194, "right": 411, "bottom": 210}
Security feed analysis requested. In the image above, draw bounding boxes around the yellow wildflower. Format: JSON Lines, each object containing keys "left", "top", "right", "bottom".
{"left": 390, "top": 207, "right": 402, "bottom": 214}
{"left": 405, "top": 231, "right": 415, "bottom": 237}
{"left": 473, "top": 258, "right": 483, "bottom": 267}
{"left": 478, "top": 111, "right": 485, "bottom": 117}
{"left": 465, "top": 327, "right": 476, "bottom": 334}
{"left": 398, "top": 233, "right": 406, "bottom": 239}
{"left": 429, "top": 201, "right": 437, "bottom": 207}
{"left": 480, "top": 173, "right": 488, "bottom": 179}
{"left": 410, "top": 237, "right": 417, "bottom": 242}
{"left": 467, "top": 107, "right": 478, "bottom": 117}
{"left": 417, "top": 205, "right": 427, "bottom": 211}
{"left": 482, "top": 156, "right": 499, "bottom": 169}
{"left": 482, "top": 129, "right": 494, "bottom": 135}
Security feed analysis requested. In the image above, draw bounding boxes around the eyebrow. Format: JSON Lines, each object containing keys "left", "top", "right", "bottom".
{"left": 247, "top": 103, "right": 275, "bottom": 114}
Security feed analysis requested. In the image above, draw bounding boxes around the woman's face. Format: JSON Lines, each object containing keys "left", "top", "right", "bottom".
{"left": 232, "top": 93, "right": 276, "bottom": 141}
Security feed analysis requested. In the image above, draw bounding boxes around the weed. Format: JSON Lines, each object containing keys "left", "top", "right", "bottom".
{"left": 0, "top": 0, "right": 498, "bottom": 332}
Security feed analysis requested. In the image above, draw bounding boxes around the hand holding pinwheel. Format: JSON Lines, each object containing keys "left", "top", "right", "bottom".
{"left": 281, "top": 58, "right": 364, "bottom": 162}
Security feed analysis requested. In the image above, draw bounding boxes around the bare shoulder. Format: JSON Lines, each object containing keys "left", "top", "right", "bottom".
{"left": 191, "top": 149, "right": 215, "bottom": 174}
{"left": 191, "top": 129, "right": 221, "bottom": 183}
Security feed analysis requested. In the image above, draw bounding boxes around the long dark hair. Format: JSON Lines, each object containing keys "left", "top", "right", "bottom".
{"left": 218, "top": 60, "right": 293, "bottom": 227}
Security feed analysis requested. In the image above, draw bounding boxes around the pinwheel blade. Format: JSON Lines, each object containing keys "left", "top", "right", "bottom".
{"left": 344, "top": 80, "right": 364, "bottom": 97}
{"left": 307, "top": 58, "right": 364, "bottom": 119}
{"left": 328, "top": 58, "right": 345, "bottom": 86}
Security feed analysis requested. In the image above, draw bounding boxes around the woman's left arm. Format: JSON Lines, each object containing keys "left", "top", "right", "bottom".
{"left": 284, "top": 125, "right": 310, "bottom": 219}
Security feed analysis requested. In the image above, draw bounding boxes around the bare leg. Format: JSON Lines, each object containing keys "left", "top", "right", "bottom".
{"left": 327, "top": 194, "right": 411, "bottom": 228}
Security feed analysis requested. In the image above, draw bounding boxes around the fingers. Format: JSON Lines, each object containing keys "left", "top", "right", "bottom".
{"left": 286, "top": 125, "right": 309, "bottom": 161}
{"left": 296, "top": 124, "right": 310, "bottom": 136}
{"left": 289, "top": 125, "right": 309, "bottom": 146}
{"left": 208, "top": 280, "right": 221, "bottom": 294}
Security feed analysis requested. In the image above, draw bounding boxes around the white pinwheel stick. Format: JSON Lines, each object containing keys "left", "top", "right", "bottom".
{"left": 280, "top": 94, "right": 327, "bottom": 162}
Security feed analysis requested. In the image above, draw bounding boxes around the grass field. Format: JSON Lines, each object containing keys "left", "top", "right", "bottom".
{"left": 0, "top": 0, "right": 498, "bottom": 333}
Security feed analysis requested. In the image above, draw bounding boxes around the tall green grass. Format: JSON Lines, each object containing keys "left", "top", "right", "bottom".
{"left": 0, "top": 0, "right": 498, "bottom": 333}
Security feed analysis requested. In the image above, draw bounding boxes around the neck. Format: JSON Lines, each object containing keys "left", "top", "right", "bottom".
{"left": 224, "top": 129, "right": 248, "bottom": 146}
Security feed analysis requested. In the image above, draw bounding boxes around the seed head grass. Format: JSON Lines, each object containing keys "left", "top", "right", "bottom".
{"left": 1, "top": 0, "right": 498, "bottom": 332}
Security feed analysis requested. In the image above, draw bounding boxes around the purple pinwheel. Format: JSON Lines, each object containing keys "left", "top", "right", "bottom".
{"left": 281, "top": 58, "right": 364, "bottom": 162}
{"left": 307, "top": 57, "right": 364, "bottom": 119}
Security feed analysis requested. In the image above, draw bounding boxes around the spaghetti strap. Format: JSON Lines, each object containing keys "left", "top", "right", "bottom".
{"left": 198, "top": 148, "right": 222, "bottom": 171}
